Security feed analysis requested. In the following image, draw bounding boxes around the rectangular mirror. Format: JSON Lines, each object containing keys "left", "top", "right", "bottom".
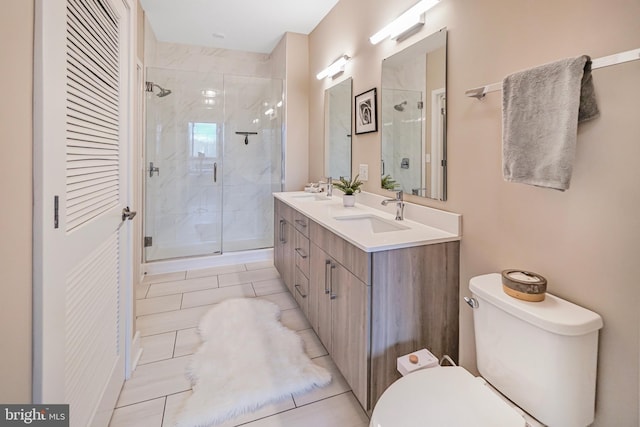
{"left": 381, "top": 29, "right": 447, "bottom": 200}
{"left": 324, "top": 77, "right": 352, "bottom": 179}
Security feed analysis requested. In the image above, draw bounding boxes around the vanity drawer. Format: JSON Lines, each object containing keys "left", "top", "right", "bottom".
{"left": 294, "top": 231, "right": 310, "bottom": 278}
{"left": 275, "top": 197, "right": 294, "bottom": 223}
{"left": 293, "top": 211, "right": 310, "bottom": 237}
{"left": 309, "top": 221, "right": 370, "bottom": 284}
{"left": 293, "top": 267, "right": 309, "bottom": 316}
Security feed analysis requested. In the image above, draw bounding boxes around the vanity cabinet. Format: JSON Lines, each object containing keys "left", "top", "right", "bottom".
{"left": 273, "top": 196, "right": 459, "bottom": 412}
{"left": 274, "top": 199, "right": 294, "bottom": 293}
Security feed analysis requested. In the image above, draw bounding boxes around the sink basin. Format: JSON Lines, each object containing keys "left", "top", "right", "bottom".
{"left": 291, "top": 193, "right": 330, "bottom": 201}
{"left": 332, "top": 214, "right": 410, "bottom": 233}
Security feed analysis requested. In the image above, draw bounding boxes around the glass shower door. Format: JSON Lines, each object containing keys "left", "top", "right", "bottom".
{"left": 144, "top": 68, "right": 224, "bottom": 261}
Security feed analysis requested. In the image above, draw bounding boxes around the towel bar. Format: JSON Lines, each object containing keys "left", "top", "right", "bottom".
{"left": 465, "top": 47, "right": 640, "bottom": 99}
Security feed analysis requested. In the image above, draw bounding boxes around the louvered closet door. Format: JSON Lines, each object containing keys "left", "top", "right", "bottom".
{"left": 34, "top": 0, "right": 133, "bottom": 426}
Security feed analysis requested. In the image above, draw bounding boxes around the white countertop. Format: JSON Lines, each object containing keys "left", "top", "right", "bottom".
{"left": 274, "top": 191, "right": 461, "bottom": 253}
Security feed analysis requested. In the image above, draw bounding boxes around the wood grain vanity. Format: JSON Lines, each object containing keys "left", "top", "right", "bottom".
{"left": 273, "top": 195, "right": 460, "bottom": 412}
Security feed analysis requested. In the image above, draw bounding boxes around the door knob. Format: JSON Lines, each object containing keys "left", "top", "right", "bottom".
{"left": 122, "top": 206, "right": 137, "bottom": 221}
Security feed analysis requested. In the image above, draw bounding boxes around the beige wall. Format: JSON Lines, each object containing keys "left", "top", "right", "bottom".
{"left": 309, "top": 0, "right": 640, "bottom": 425}
{"left": 132, "top": 0, "right": 144, "bottom": 344}
{"left": 282, "top": 33, "right": 310, "bottom": 190}
{"left": 272, "top": 32, "right": 310, "bottom": 191}
{"left": 0, "top": 0, "right": 34, "bottom": 402}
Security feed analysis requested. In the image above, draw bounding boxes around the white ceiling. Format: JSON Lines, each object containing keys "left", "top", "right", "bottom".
{"left": 140, "top": 0, "right": 340, "bottom": 54}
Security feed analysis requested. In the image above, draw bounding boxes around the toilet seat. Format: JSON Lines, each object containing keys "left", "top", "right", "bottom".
{"left": 370, "top": 367, "right": 526, "bottom": 427}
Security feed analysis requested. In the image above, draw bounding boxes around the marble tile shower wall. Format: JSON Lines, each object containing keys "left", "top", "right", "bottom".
{"left": 381, "top": 89, "right": 423, "bottom": 194}
{"left": 381, "top": 56, "right": 426, "bottom": 196}
{"left": 144, "top": 41, "right": 283, "bottom": 260}
{"left": 148, "top": 41, "right": 274, "bottom": 78}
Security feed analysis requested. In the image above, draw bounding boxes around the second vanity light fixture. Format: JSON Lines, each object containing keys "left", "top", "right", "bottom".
{"left": 316, "top": 54, "right": 351, "bottom": 80}
{"left": 369, "top": 0, "right": 440, "bottom": 44}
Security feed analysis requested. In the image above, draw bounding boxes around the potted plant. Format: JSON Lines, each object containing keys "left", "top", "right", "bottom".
{"left": 333, "top": 175, "right": 364, "bottom": 207}
{"left": 381, "top": 174, "right": 399, "bottom": 191}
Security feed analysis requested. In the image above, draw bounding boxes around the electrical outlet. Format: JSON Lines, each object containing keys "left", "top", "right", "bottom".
{"left": 359, "top": 164, "right": 369, "bottom": 181}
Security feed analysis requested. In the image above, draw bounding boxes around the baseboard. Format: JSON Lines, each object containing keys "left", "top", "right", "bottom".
{"left": 128, "top": 330, "right": 143, "bottom": 378}
{"left": 89, "top": 356, "right": 125, "bottom": 427}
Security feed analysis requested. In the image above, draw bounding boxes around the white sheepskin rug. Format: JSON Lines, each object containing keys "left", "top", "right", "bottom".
{"left": 174, "top": 298, "right": 332, "bottom": 427}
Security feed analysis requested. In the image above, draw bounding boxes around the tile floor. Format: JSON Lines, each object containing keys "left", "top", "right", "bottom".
{"left": 109, "top": 261, "right": 370, "bottom": 427}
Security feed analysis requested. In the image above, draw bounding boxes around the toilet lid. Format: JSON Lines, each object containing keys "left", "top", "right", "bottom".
{"left": 370, "top": 367, "right": 526, "bottom": 427}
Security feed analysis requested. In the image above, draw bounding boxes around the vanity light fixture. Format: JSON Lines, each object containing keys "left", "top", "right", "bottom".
{"left": 316, "top": 54, "right": 351, "bottom": 80}
{"left": 369, "top": 0, "right": 440, "bottom": 45}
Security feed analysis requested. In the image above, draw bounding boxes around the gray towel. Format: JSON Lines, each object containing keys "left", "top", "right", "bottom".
{"left": 502, "top": 55, "right": 599, "bottom": 191}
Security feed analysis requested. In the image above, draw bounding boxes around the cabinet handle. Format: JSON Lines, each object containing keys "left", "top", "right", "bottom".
{"left": 294, "top": 284, "right": 307, "bottom": 298}
{"left": 279, "top": 219, "right": 286, "bottom": 244}
{"left": 294, "top": 219, "right": 307, "bottom": 228}
{"left": 324, "top": 260, "right": 331, "bottom": 294}
{"left": 330, "top": 262, "right": 337, "bottom": 300}
{"left": 294, "top": 247, "right": 308, "bottom": 259}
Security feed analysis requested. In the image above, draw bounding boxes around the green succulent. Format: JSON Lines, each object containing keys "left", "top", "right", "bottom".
{"left": 381, "top": 174, "right": 399, "bottom": 190}
{"left": 333, "top": 175, "right": 364, "bottom": 195}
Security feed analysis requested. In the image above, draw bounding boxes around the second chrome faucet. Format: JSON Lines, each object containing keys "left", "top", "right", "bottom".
{"left": 381, "top": 190, "right": 405, "bottom": 220}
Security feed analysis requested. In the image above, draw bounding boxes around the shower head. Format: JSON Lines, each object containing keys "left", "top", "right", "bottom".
{"left": 394, "top": 101, "right": 407, "bottom": 111}
{"left": 146, "top": 81, "right": 172, "bottom": 98}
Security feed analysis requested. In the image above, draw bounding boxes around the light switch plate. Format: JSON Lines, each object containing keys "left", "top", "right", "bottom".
{"left": 359, "top": 164, "right": 369, "bottom": 181}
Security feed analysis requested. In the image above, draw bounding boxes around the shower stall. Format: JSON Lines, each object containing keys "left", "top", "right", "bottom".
{"left": 381, "top": 88, "right": 424, "bottom": 195}
{"left": 144, "top": 67, "right": 283, "bottom": 262}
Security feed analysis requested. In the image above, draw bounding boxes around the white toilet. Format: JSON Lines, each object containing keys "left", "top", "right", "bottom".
{"left": 370, "top": 273, "right": 603, "bottom": 427}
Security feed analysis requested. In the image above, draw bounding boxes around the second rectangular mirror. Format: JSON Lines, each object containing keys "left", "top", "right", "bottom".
{"left": 381, "top": 29, "right": 447, "bottom": 200}
{"left": 324, "top": 77, "right": 352, "bottom": 179}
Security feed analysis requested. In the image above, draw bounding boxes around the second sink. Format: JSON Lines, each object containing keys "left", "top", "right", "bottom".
{"left": 333, "top": 214, "right": 410, "bottom": 234}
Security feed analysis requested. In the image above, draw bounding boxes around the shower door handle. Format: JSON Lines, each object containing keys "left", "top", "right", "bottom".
{"left": 149, "top": 162, "right": 160, "bottom": 177}
{"left": 213, "top": 162, "right": 217, "bottom": 183}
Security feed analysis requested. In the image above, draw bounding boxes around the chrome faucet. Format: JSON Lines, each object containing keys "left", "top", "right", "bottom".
{"left": 381, "top": 190, "right": 405, "bottom": 221}
{"left": 326, "top": 177, "right": 333, "bottom": 198}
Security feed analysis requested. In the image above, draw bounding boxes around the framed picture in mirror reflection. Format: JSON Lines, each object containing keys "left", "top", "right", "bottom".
{"left": 355, "top": 88, "right": 377, "bottom": 134}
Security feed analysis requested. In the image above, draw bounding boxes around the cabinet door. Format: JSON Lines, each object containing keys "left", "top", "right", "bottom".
{"left": 273, "top": 199, "right": 286, "bottom": 278}
{"left": 274, "top": 216, "right": 294, "bottom": 293}
{"left": 282, "top": 221, "right": 295, "bottom": 293}
{"left": 331, "top": 263, "right": 369, "bottom": 409}
{"left": 310, "top": 244, "right": 332, "bottom": 352}
{"left": 307, "top": 243, "right": 321, "bottom": 334}
{"left": 274, "top": 217, "right": 285, "bottom": 275}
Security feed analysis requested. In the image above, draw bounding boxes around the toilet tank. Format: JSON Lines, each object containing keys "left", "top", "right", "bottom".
{"left": 469, "top": 274, "right": 603, "bottom": 427}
